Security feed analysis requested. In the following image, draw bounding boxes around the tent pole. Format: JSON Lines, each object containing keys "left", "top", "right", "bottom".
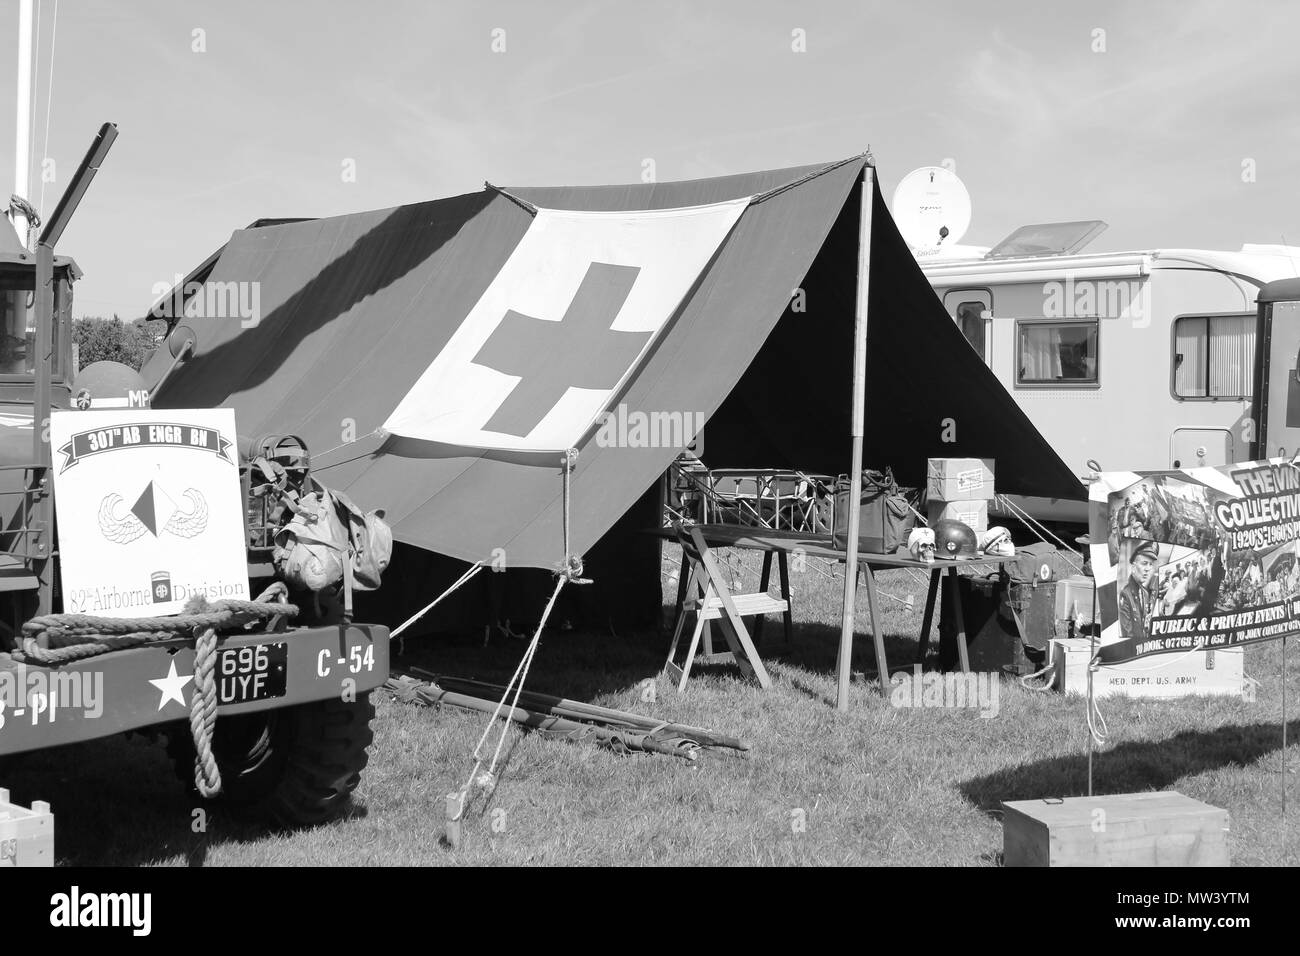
{"left": 836, "top": 166, "right": 874, "bottom": 711}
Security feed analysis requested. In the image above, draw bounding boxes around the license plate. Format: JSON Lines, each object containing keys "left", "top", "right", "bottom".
{"left": 217, "top": 642, "right": 288, "bottom": 705}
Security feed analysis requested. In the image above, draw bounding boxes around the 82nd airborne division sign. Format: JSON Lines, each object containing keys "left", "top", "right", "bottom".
{"left": 51, "top": 408, "right": 250, "bottom": 618}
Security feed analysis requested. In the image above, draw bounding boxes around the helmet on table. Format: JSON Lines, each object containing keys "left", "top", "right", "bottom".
{"left": 981, "top": 526, "right": 1015, "bottom": 557}
{"left": 932, "top": 519, "right": 979, "bottom": 558}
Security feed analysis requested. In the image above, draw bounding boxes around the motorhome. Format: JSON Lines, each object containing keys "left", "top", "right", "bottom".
{"left": 918, "top": 222, "right": 1300, "bottom": 523}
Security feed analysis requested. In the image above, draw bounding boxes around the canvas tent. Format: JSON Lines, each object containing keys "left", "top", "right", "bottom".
{"left": 143, "top": 155, "right": 1083, "bottom": 653}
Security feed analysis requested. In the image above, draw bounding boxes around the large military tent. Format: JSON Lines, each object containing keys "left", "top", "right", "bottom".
{"left": 143, "top": 155, "right": 1084, "bottom": 632}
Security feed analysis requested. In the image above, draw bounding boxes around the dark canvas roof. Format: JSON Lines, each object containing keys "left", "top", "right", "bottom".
{"left": 145, "top": 158, "right": 1083, "bottom": 569}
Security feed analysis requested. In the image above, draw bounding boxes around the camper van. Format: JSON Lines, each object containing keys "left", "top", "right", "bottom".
{"left": 919, "top": 221, "right": 1300, "bottom": 524}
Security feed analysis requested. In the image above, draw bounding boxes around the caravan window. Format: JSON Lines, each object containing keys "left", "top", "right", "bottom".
{"left": 1016, "top": 320, "right": 1099, "bottom": 386}
{"left": 955, "top": 301, "right": 987, "bottom": 357}
{"left": 1172, "top": 313, "right": 1254, "bottom": 400}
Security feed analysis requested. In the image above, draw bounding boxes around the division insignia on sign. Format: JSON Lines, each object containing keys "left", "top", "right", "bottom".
{"left": 99, "top": 494, "right": 147, "bottom": 544}
{"left": 162, "top": 489, "right": 209, "bottom": 539}
{"left": 98, "top": 485, "right": 209, "bottom": 544}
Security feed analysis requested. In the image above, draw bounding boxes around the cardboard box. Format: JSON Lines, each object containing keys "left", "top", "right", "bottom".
{"left": 927, "top": 498, "right": 989, "bottom": 533}
{"left": 1051, "top": 637, "right": 1243, "bottom": 699}
{"left": 1002, "top": 791, "right": 1229, "bottom": 867}
{"left": 0, "top": 788, "right": 53, "bottom": 867}
{"left": 926, "top": 458, "right": 995, "bottom": 501}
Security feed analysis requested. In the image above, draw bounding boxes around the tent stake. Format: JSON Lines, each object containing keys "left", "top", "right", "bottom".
{"left": 837, "top": 165, "right": 878, "bottom": 710}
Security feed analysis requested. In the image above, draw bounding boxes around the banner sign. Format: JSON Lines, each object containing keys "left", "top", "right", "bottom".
{"left": 57, "top": 422, "right": 233, "bottom": 471}
{"left": 1089, "top": 457, "right": 1300, "bottom": 665}
{"left": 51, "top": 408, "right": 250, "bottom": 618}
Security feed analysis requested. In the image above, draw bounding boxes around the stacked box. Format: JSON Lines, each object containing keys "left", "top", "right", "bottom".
{"left": 0, "top": 788, "right": 53, "bottom": 867}
{"left": 927, "top": 498, "right": 989, "bottom": 531}
{"left": 926, "top": 458, "right": 994, "bottom": 533}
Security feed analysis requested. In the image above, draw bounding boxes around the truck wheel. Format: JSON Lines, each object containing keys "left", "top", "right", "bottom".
{"left": 167, "top": 693, "right": 374, "bottom": 828}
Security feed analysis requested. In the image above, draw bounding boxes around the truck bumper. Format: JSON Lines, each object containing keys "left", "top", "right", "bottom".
{"left": 0, "top": 624, "right": 389, "bottom": 756}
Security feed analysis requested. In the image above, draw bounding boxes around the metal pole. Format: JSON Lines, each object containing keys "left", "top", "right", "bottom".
{"left": 1088, "top": 555, "right": 1098, "bottom": 796}
{"left": 39, "top": 123, "right": 118, "bottom": 249}
{"left": 30, "top": 241, "right": 53, "bottom": 613}
{"left": 12, "top": 0, "right": 34, "bottom": 243}
{"left": 1283, "top": 635, "right": 1287, "bottom": 823}
{"left": 27, "top": 123, "right": 118, "bottom": 615}
{"left": 836, "top": 165, "right": 874, "bottom": 711}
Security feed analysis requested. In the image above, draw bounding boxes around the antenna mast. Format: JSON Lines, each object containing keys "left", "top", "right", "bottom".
{"left": 12, "top": 0, "right": 35, "bottom": 245}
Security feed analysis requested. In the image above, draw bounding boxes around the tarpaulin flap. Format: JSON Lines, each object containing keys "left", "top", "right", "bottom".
{"left": 148, "top": 157, "right": 1082, "bottom": 570}
{"left": 705, "top": 176, "right": 1084, "bottom": 502}
{"left": 149, "top": 159, "right": 868, "bottom": 567}
{"left": 861, "top": 180, "right": 1084, "bottom": 500}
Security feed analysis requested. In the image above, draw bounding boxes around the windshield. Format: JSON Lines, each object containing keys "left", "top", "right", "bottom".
{"left": 0, "top": 272, "right": 62, "bottom": 377}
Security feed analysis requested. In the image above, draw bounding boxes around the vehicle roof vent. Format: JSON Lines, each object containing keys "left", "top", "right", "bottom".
{"left": 984, "top": 220, "right": 1108, "bottom": 259}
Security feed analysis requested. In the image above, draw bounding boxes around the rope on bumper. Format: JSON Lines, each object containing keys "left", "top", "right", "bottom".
{"left": 14, "top": 584, "right": 297, "bottom": 798}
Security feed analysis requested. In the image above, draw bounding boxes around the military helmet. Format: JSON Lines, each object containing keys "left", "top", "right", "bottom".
{"left": 932, "top": 518, "right": 979, "bottom": 558}
{"left": 981, "top": 526, "right": 1015, "bottom": 557}
{"left": 1127, "top": 538, "right": 1159, "bottom": 564}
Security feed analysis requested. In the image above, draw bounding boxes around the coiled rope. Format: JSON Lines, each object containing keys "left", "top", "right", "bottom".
{"left": 15, "top": 583, "right": 297, "bottom": 797}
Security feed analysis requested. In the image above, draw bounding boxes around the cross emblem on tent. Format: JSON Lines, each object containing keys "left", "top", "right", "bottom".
{"left": 472, "top": 262, "right": 648, "bottom": 437}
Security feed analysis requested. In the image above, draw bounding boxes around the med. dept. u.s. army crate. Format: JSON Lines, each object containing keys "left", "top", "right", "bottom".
{"left": 0, "top": 788, "right": 53, "bottom": 867}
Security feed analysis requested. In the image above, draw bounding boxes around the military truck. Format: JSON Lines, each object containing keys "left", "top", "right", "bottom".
{"left": 0, "top": 124, "right": 390, "bottom": 828}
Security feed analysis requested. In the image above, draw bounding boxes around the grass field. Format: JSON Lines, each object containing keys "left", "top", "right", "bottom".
{"left": 4, "top": 545, "right": 1298, "bottom": 866}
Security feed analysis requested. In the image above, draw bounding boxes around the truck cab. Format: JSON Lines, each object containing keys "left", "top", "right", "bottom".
{"left": 0, "top": 125, "right": 390, "bottom": 831}
{"left": 0, "top": 230, "right": 76, "bottom": 610}
{"left": 1250, "top": 278, "right": 1300, "bottom": 460}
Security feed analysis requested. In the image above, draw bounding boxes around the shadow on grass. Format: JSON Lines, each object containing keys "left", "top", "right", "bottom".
{"left": 960, "top": 718, "right": 1300, "bottom": 814}
{"left": 391, "top": 606, "right": 931, "bottom": 713}
{"left": 0, "top": 731, "right": 363, "bottom": 867}
{"left": 762, "top": 620, "right": 923, "bottom": 678}
{"left": 393, "top": 619, "right": 668, "bottom": 705}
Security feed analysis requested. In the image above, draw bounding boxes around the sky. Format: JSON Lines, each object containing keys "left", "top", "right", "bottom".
{"left": 2, "top": 0, "right": 1298, "bottom": 317}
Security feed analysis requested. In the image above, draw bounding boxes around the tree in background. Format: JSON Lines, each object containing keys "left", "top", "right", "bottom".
{"left": 72, "top": 316, "right": 166, "bottom": 372}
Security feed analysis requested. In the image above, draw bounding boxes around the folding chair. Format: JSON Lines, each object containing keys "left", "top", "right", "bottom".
{"left": 664, "top": 524, "right": 778, "bottom": 692}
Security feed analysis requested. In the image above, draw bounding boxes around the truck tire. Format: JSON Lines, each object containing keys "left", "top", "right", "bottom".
{"left": 167, "top": 693, "right": 374, "bottom": 828}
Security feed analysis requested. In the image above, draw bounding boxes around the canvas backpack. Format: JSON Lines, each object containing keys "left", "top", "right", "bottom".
{"left": 254, "top": 457, "right": 392, "bottom": 594}
{"left": 273, "top": 489, "right": 350, "bottom": 593}
{"left": 327, "top": 488, "right": 393, "bottom": 591}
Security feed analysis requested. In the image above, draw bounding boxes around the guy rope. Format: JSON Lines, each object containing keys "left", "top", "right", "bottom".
{"left": 13, "top": 583, "right": 296, "bottom": 797}
{"left": 445, "top": 447, "right": 590, "bottom": 847}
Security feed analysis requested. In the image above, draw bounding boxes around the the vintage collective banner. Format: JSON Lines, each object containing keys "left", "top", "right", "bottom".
{"left": 50, "top": 409, "right": 251, "bottom": 618}
{"left": 1089, "top": 457, "right": 1300, "bottom": 665}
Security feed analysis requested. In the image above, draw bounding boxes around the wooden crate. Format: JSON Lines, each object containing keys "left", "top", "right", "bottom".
{"left": 1001, "top": 791, "right": 1228, "bottom": 867}
{"left": 1051, "top": 638, "right": 1243, "bottom": 699}
{"left": 0, "top": 788, "right": 54, "bottom": 867}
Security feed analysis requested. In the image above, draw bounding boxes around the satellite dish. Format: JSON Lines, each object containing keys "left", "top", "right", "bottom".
{"left": 891, "top": 166, "right": 972, "bottom": 251}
